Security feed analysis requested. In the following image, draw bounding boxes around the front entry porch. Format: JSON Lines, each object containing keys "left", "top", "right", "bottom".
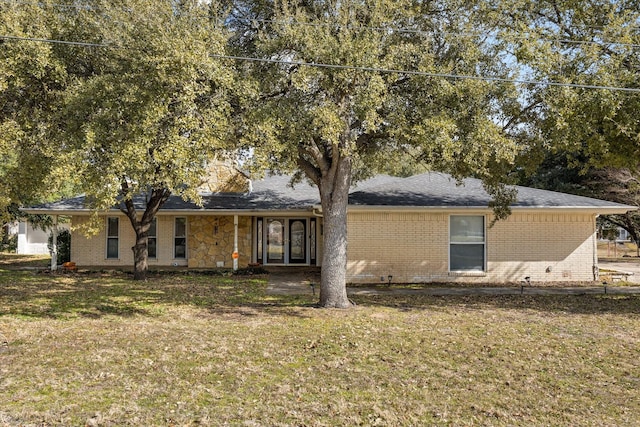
{"left": 254, "top": 217, "right": 320, "bottom": 266}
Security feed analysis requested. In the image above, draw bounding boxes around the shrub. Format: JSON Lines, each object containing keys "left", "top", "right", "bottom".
{"left": 48, "top": 229, "right": 71, "bottom": 264}
{"left": 0, "top": 233, "right": 17, "bottom": 253}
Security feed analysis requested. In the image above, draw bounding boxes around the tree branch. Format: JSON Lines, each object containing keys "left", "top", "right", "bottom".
{"left": 502, "top": 99, "right": 543, "bottom": 132}
{"left": 297, "top": 146, "right": 321, "bottom": 186}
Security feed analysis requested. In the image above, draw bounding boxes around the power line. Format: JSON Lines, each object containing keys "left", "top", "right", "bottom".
{"left": 1, "top": 33, "right": 639, "bottom": 93}
{"left": 212, "top": 53, "right": 640, "bottom": 93}
{"left": 0, "top": 34, "right": 108, "bottom": 48}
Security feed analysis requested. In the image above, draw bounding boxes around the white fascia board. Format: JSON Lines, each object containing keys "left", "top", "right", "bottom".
{"left": 20, "top": 208, "right": 93, "bottom": 216}
{"left": 22, "top": 205, "right": 634, "bottom": 217}
{"left": 153, "top": 209, "right": 315, "bottom": 216}
{"left": 338, "top": 205, "right": 635, "bottom": 215}
{"left": 21, "top": 208, "right": 315, "bottom": 217}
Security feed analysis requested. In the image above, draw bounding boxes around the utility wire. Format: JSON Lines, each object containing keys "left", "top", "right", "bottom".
{"left": 2, "top": 34, "right": 639, "bottom": 93}
{"left": 212, "top": 53, "right": 640, "bottom": 93}
{"left": 0, "top": 34, "right": 107, "bottom": 48}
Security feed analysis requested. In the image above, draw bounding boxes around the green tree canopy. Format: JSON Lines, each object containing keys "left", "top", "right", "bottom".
{"left": 0, "top": 0, "right": 76, "bottom": 226}
{"left": 502, "top": 0, "right": 640, "bottom": 254}
{"left": 499, "top": 0, "right": 640, "bottom": 171}
{"left": 2, "top": 0, "right": 235, "bottom": 278}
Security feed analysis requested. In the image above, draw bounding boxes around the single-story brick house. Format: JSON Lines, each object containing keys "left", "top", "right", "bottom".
{"left": 23, "top": 171, "right": 633, "bottom": 284}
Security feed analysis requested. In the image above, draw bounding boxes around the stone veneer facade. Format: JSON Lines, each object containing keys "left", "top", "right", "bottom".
{"left": 197, "top": 160, "right": 250, "bottom": 193}
{"left": 188, "top": 215, "right": 252, "bottom": 268}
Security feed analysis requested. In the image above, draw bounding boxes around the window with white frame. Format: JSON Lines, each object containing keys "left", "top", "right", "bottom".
{"left": 106, "top": 217, "right": 119, "bottom": 259}
{"left": 174, "top": 217, "right": 186, "bottom": 259}
{"left": 449, "top": 215, "right": 485, "bottom": 271}
{"left": 148, "top": 218, "right": 157, "bottom": 259}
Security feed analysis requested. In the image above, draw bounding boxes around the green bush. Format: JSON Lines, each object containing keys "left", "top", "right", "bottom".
{"left": 48, "top": 229, "right": 71, "bottom": 264}
{"left": 0, "top": 233, "right": 17, "bottom": 253}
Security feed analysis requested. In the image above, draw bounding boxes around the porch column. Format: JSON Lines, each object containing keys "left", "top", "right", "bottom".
{"left": 50, "top": 215, "right": 58, "bottom": 271}
{"left": 233, "top": 215, "right": 239, "bottom": 271}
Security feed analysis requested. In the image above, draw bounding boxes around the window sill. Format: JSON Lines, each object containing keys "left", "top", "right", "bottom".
{"left": 448, "top": 271, "right": 486, "bottom": 277}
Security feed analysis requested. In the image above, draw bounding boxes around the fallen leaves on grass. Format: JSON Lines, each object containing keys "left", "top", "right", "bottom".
{"left": 0, "top": 271, "right": 639, "bottom": 426}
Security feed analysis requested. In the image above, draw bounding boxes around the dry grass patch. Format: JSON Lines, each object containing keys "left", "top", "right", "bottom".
{"left": 1, "top": 270, "right": 639, "bottom": 426}
{"left": 0, "top": 254, "right": 50, "bottom": 269}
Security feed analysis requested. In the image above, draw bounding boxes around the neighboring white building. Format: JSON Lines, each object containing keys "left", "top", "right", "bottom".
{"left": 615, "top": 228, "right": 632, "bottom": 242}
{"left": 599, "top": 226, "right": 633, "bottom": 242}
{"left": 15, "top": 221, "right": 70, "bottom": 255}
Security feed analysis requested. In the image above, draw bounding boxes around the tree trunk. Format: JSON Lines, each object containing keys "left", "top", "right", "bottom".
{"left": 132, "top": 231, "right": 148, "bottom": 281}
{"left": 120, "top": 187, "right": 171, "bottom": 282}
{"left": 318, "top": 157, "right": 353, "bottom": 308}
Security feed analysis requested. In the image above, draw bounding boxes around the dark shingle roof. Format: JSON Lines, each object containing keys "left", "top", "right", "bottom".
{"left": 348, "top": 172, "right": 629, "bottom": 209}
{"left": 23, "top": 172, "right": 633, "bottom": 213}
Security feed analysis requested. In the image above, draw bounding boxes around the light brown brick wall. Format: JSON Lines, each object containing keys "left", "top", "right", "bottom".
{"left": 70, "top": 210, "right": 598, "bottom": 281}
{"left": 346, "top": 211, "right": 597, "bottom": 284}
{"left": 488, "top": 212, "right": 595, "bottom": 282}
{"left": 71, "top": 215, "right": 135, "bottom": 267}
{"left": 347, "top": 212, "right": 449, "bottom": 283}
{"left": 70, "top": 215, "right": 192, "bottom": 268}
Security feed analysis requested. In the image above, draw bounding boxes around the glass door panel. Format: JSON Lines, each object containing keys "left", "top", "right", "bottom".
{"left": 310, "top": 218, "right": 316, "bottom": 265}
{"left": 267, "top": 218, "right": 285, "bottom": 263}
{"left": 289, "top": 220, "right": 306, "bottom": 264}
{"left": 256, "top": 218, "right": 263, "bottom": 264}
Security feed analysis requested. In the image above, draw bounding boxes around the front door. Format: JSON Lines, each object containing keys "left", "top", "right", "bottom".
{"left": 289, "top": 219, "right": 306, "bottom": 264}
{"left": 258, "top": 217, "right": 314, "bottom": 265}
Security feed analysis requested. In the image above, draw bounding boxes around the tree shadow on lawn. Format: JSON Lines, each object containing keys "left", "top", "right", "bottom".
{"left": 1, "top": 271, "right": 638, "bottom": 319}
{"left": 0, "top": 270, "right": 318, "bottom": 320}
{"left": 351, "top": 293, "right": 640, "bottom": 316}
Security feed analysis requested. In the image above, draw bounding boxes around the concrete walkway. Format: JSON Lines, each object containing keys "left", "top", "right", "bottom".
{"left": 599, "top": 260, "right": 640, "bottom": 284}
{"left": 266, "top": 270, "right": 640, "bottom": 296}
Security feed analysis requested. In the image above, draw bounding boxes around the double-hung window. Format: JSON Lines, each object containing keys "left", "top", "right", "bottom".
{"left": 106, "top": 217, "right": 119, "bottom": 259}
{"left": 449, "top": 215, "right": 485, "bottom": 272}
{"left": 148, "top": 218, "right": 157, "bottom": 259}
{"left": 174, "top": 217, "right": 186, "bottom": 259}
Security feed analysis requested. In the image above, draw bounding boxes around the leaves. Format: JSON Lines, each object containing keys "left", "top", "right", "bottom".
{"left": 501, "top": 0, "right": 640, "bottom": 170}
{"left": 238, "top": 0, "right": 520, "bottom": 187}
{"left": 1, "top": 1, "right": 235, "bottom": 217}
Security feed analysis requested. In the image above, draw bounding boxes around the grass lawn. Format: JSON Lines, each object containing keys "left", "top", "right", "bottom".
{"left": 598, "top": 241, "right": 639, "bottom": 259}
{"left": 1, "top": 269, "right": 639, "bottom": 426}
{"left": 0, "top": 253, "right": 51, "bottom": 269}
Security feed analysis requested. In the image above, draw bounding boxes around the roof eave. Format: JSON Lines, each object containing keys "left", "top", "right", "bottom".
{"left": 340, "top": 205, "right": 635, "bottom": 215}
{"left": 22, "top": 205, "right": 634, "bottom": 216}
{"left": 20, "top": 207, "right": 315, "bottom": 216}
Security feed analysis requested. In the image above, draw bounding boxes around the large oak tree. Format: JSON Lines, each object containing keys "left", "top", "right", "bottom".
{"left": 233, "top": 0, "right": 520, "bottom": 307}
{"left": 2, "top": 0, "right": 235, "bottom": 279}
{"left": 0, "top": 0, "right": 76, "bottom": 226}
